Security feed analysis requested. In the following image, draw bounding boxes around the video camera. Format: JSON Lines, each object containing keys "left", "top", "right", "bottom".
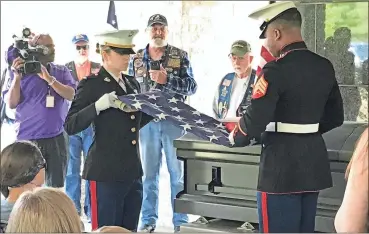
{"left": 11, "top": 27, "right": 49, "bottom": 75}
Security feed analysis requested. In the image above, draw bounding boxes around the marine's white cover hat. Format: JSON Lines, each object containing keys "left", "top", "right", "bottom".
{"left": 248, "top": 1, "right": 298, "bottom": 39}
{"left": 95, "top": 29, "right": 139, "bottom": 54}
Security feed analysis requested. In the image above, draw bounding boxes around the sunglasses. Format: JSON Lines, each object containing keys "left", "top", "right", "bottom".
{"left": 76, "top": 45, "right": 89, "bottom": 50}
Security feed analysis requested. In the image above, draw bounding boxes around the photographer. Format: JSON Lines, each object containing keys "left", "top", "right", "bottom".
{"left": 2, "top": 33, "right": 77, "bottom": 188}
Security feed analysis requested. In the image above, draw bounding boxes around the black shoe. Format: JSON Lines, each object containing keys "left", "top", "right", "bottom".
{"left": 174, "top": 226, "right": 181, "bottom": 233}
{"left": 140, "top": 224, "right": 156, "bottom": 233}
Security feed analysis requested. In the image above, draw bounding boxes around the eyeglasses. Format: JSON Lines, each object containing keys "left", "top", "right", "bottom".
{"left": 76, "top": 45, "right": 89, "bottom": 50}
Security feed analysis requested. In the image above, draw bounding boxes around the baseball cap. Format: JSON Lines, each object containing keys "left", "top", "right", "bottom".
{"left": 230, "top": 40, "right": 252, "bottom": 57}
{"left": 147, "top": 14, "right": 168, "bottom": 27}
{"left": 72, "top": 34, "right": 89, "bottom": 44}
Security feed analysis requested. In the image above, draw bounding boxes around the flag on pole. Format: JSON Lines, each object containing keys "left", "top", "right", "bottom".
{"left": 107, "top": 1, "right": 118, "bottom": 29}
{"left": 255, "top": 45, "right": 275, "bottom": 78}
{"left": 118, "top": 91, "right": 235, "bottom": 147}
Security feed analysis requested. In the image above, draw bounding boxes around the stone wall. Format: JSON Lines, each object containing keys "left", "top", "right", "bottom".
{"left": 128, "top": 1, "right": 368, "bottom": 122}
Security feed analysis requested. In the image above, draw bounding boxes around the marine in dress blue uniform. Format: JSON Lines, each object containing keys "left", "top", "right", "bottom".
{"left": 229, "top": 2, "right": 344, "bottom": 233}
{"left": 64, "top": 29, "right": 153, "bottom": 231}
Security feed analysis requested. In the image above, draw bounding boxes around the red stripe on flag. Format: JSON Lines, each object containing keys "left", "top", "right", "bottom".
{"left": 256, "top": 45, "right": 275, "bottom": 78}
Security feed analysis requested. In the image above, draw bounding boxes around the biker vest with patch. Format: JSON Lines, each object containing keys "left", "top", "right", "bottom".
{"left": 215, "top": 69, "right": 256, "bottom": 118}
{"left": 131, "top": 45, "right": 186, "bottom": 101}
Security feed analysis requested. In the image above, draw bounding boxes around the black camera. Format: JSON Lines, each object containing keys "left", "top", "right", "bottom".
{"left": 11, "top": 28, "right": 48, "bottom": 75}
{"left": 150, "top": 60, "right": 161, "bottom": 70}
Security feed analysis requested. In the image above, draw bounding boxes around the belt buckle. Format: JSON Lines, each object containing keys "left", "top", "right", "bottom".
{"left": 154, "top": 118, "right": 160, "bottom": 122}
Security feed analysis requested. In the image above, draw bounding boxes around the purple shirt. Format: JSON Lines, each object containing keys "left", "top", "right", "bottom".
{"left": 2, "top": 63, "right": 77, "bottom": 140}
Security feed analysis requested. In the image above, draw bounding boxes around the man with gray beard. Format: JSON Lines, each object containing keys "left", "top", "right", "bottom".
{"left": 127, "top": 14, "right": 197, "bottom": 233}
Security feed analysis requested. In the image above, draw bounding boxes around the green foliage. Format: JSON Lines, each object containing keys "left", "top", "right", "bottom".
{"left": 325, "top": 2, "right": 368, "bottom": 42}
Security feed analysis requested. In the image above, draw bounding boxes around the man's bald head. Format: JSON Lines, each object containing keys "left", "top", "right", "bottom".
{"left": 29, "top": 33, "right": 55, "bottom": 64}
{"left": 29, "top": 34, "right": 53, "bottom": 47}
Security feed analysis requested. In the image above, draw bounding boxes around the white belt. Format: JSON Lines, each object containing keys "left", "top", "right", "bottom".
{"left": 265, "top": 122, "right": 319, "bottom": 134}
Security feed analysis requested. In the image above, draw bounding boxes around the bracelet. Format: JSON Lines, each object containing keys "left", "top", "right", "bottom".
{"left": 48, "top": 76, "right": 57, "bottom": 86}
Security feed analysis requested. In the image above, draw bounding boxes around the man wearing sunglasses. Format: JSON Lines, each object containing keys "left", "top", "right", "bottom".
{"left": 65, "top": 34, "right": 100, "bottom": 223}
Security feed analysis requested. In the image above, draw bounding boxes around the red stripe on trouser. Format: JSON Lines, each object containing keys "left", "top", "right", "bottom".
{"left": 90, "top": 181, "right": 98, "bottom": 230}
{"left": 261, "top": 192, "right": 269, "bottom": 233}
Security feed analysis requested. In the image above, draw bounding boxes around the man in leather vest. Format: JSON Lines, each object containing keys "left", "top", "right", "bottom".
{"left": 65, "top": 34, "right": 100, "bottom": 222}
{"left": 127, "top": 14, "right": 197, "bottom": 233}
{"left": 229, "top": 2, "right": 344, "bottom": 233}
{"left": 212, "top": 40, "right": 256, "bottom": 131}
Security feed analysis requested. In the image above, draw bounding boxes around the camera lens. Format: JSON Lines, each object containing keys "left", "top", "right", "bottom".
{"left": 22, "top": 28, "right": 31, "bottom": 37}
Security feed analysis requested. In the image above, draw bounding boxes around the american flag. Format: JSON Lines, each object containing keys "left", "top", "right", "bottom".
{"left": 107, "top": 1, "right": 118, "bottom": 29}
{"left": 255, "top": 45, "right": 275, "bottom": 78}
{"left": 118, "top": 91, "right": 234, "bottom": 147}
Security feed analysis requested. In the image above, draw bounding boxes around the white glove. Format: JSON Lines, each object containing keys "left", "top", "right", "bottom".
{"left": 95, "top": 91, "right": 119, "bottom": 114}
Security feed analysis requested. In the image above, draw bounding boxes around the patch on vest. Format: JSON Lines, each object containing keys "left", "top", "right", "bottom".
{"left": 167, "top": 58, "right": 180, "bottom": 68}
{"left": 134, "top": 58, "right": 143, "bottom": 67}
{"left": 252, "top": 75, "right": 268, "bottom": 99}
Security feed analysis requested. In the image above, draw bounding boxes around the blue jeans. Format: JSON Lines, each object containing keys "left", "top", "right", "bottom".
{"left": 65, "top": 125, "right": 94, "bottom": 219}
{"left": 139, "top": 120, "right": 188, "bottom": 228}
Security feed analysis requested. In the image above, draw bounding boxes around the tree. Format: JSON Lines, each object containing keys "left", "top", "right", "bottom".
{"left": 325, "top": 2, "right": 368, "bottom": 42}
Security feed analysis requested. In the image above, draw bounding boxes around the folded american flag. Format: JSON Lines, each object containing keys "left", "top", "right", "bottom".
{"left": 118, "top": 91, "right": 234, "bottom": 147}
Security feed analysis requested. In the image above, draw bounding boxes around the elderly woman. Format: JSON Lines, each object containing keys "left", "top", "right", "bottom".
{"left": 6, "top": 187, "right": 82, "bottom": 233}
{"left": 0, "top": 141, "right": 46, "bottom": 228}
{"left": 335, "top": 127, "right": 368, "bottom": 232}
